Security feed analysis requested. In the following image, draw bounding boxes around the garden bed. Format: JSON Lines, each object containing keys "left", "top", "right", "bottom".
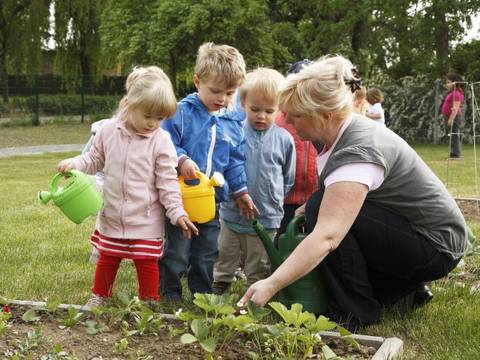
{"left": 0, "top": 299, "right": 402, "bottom": 359}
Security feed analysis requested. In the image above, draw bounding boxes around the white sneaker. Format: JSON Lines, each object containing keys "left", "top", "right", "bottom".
{"left": 86, "top": 294, "right": 107, "bottom": 307}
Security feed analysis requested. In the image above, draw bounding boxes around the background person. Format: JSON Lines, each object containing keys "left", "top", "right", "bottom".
{"left": 240, "top": 56, "right": 468, "bottom": 331}
{"left": 365, "top": 87, "right": 385, "bottom": 125}
{"left": 441, "top": 72, "right": 464, "bottom": 159}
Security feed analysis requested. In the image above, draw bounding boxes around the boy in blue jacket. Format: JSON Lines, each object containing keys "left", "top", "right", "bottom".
{"left": 161, "top": 42, "right": 258, "bottom": 300}
{"left": 213, "top": 68, "right": 296, "bottom": 294}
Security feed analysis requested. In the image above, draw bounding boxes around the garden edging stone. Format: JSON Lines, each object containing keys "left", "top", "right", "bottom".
{"left": 10, "top": 299, "right": 404, "bottom": 359}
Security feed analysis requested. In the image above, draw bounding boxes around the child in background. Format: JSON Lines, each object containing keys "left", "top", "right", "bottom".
{"left": 161, "top": 42, "right": 258, "bottom": 301}
{"left": 366, "top": 88, "right": 385, "bottom": 125}
{"left": 353, "top": 86, "right": 369, "bottom": 116}
{"left": 274, "top": 60, "right": 318, "bottom": 247}
{"left": 212, "top": 68, "right": 295, "bottom": 294}
{"left": 57, "top": 66, "right": 198, "bottom": 306}
{"left": 81, "top": 119, "right": 107, "bottom": 264}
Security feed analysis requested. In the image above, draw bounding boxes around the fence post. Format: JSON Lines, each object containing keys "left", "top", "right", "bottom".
{"left": 34, "top": 75, "right": 40, "bottom": 126}
{"left": 433, "top": 79, "right": 441, "bottom": 144}
{"left": 80, "top": 76, "right": 85, "bottom": 123}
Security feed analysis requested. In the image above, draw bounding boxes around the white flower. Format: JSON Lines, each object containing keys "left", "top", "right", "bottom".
{"left": 236, "top": 301, "right": 244, "bottom": 308}
{"left": 239, "top": 309, "right": 247, "bottom": 315}
{"left": 175, "top": 308, "right": 183, "bottom": 316}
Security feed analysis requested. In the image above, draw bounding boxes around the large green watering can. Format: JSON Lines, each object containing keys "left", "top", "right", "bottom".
{"left": 38, "top": 170, "right": 103, "bottom": 224}
{"left": 252, "top": 215, "right": 329, "bottom": 314}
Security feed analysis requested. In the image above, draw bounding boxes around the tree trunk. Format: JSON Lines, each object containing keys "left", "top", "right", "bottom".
{"left": 351, "top": 16, "right": 371, "bottom": 73}
{"left": 433, "top": 5, "right": 449, "bottom": 76}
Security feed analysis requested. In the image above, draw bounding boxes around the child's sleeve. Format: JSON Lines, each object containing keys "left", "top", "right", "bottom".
{"left": 155, "top": 133, "right": 188, "bottom": 225}
{"left": 283, "top": 135, "right": 296, "bottom": 196}
{"left": 71, "top": 126, "right": 105, "bottom": 174}
{"left": 161, "top": 107, "right": 189, "bottom": 162}
{"left": 224, "top": 136, "right": 248, "bottom": 198}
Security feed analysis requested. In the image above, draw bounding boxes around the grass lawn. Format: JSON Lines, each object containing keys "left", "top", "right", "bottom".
{"left": 0, "top": 122, "right": 91, "bottom": 148}
{"left": 0, "top": 142, "right": 479, "bottom": 359}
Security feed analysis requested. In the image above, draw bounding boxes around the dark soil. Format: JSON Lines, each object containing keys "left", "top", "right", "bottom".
{"left": 456, "top": 198, "right": 480, "bottom": 223}
{"left": 0, "top": 305, "right": 378, "bottom": 359}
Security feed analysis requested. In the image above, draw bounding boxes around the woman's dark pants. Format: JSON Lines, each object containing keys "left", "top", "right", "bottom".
{"left": 305, "top": 189, "right": 460, "bottom": 330}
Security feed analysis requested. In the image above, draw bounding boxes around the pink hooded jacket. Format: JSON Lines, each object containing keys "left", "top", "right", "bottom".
{"left": 71, "top": 118, "right": 187, "bottom": 239}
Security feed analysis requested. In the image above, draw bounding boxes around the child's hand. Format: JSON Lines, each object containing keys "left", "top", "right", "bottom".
{"left": 180, "top": 159, "right": 199, "bottom": 180}
{"left": 235, "top": 194, "right": 260, "bottom": 220}
{"left": 176, "top": 215, "right": 199, "bottom": 239}
{"left": 57, "top": 159, "right": 74, "bottom": 173}
{"left": 294, "top": 203, "right": 306, "bottom": 217}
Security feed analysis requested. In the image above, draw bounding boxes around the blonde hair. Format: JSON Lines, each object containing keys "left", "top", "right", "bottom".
{"left": 354, "top": 86, "right": 366, "bottom": 100}
{"left": 366, "top": 88, "right": 384, "bottom": 104}
{"left": 278, "top": 55, "right": 358, "bottom": 121}
{"left": 240, "top": 68, "right": 285, "bottom": 104}
{"left": 117, "top": 66, "right": 177, "bottom": 120}
{"left": 195, "top": 42, "right": 246, "bottom": 87}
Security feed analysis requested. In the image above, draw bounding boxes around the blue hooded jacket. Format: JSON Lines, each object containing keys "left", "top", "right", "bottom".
{"left": 162, "top": 93, "right": 247, "bottom": 202}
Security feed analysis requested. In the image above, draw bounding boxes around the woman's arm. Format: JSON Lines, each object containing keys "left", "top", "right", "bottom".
{"left": 447, "top": 100, "right": 461, "bottom": 127}
{"left": 240, "top": 181, "right": 368, "bottom": 306}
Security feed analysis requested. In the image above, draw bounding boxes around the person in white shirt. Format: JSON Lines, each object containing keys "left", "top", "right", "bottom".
{"left": 366, "top": 88, "right": 385, "bottom": 125}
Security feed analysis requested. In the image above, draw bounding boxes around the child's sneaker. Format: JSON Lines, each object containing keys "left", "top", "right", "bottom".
{"left": 85, "top": 294, "right": 107, "bottom": 307}
{"left": 212, "top": 281, "right": 230, "bottom": 295}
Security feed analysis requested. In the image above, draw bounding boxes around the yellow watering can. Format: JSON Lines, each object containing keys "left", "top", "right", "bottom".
{"left": 179, "top": 171, "right": 224, "bottom": 223}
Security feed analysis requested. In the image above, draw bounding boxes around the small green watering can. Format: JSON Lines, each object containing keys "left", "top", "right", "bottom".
{"left": 38, "top": 170, "right": 103, "bottom": 224}
{"left": 252, "top": 215, "right": 329, "bottom": 314}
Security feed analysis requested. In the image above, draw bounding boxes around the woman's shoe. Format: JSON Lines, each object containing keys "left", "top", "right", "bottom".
{"left": 412, "top": 284, "right": 433, "bottom": 308}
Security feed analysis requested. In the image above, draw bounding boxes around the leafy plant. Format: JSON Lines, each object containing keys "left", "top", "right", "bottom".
{"left": 0, "top": 309, "right": 11, "bottom": 336}
{"left": 113, "top": 337, "right": 129, "bottom": 355}
{"left": 57, "top": 307, "right": 84, "bottom": 328}
{"left": 22, "top": 308, "right": 41, "bottom": 323}
{"left": 16, "top": 327, "right": 48, "bottom": 355}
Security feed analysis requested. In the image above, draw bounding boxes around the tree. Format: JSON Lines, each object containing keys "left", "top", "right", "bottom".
{"left": 54, "top": 0, "right": 105, "bottom": 91}
{"left": 0, "top": 0, "right": 49, "bottom": 103}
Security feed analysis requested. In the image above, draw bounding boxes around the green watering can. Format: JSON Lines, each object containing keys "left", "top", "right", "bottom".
{"left": 252, "top": 215, "right": 329, "bottom": 314}
{"left": 38, "top": 170, "right": 103, "bottom": 224}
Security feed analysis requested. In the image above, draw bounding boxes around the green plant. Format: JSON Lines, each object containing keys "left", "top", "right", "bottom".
{"left": 41, "top": 344, "right": 79, "bottom": 359}
{"left": 22, "top": 308, "right": 41, "bottom": 323}
{"left": 15, "top": 327, "right": 48, "bottom": 355}
{"left": 113, "top": 337, "right": 129, "bottom": 355}
{"left": 57, "top": 307, "right": 84, "bottom": 328}
{"left": 0, "top": 310, "right": 11, "bottom": 336}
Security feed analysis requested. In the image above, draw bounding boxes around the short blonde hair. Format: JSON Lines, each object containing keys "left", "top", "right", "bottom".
{"left": 366, "top": 88, "right": 384, "bottom": 104}
{"left": 240, "top": 68, "right": 285, "bottom": 104}
{"left": 195, "top": 42, "right": 246, "bottom": 87}
{"left": 354, "top": 86, "right": 366, "bottom": 100}
{"left": 279, "top": 55, "right": 358, "bottom": 120}
{"left": 118, "top": 66, "right": 177, "bottom": 119}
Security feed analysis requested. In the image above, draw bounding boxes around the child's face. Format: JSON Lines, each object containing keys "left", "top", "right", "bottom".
{"left": 242, "top": 90, "right": 278, "bottom": 131}
{"left": 194, "top": 75, "right": 237, "bottom": 112}
{"left": 126, "top": 106, "right": 163, "bottom": 134}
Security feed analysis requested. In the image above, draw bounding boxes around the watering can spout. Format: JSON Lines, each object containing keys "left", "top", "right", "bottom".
{"left": 252, "top": 220, "right": 282, "bottom": 270}
{"left": 37, "top": 190, "right": 52, "bottom": 205}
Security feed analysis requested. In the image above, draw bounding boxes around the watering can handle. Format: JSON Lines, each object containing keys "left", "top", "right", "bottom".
{"left": 285, "top": 215, "right": 306, "bottom": 239}
{"left": 50, "top": 170, "right": 76, "bottom": 194}
{"left": 178, "top": 170, "right": 209, "bottom": 186}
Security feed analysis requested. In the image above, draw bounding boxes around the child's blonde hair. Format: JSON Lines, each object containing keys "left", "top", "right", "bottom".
{"left": 354, "top": 86, "right": 366, "bottom": 100}
{"left": 366, "top": 88, "right": 384, "bottom": 104}
{"left": 118, "top": 66, "right": 177, "bottom": 120}
{"left": 240, "top": 68, "right": 285, "bottom": 104}
{"left": 278, "top": 55, "right": 358, "bottom": 121}
{"left": 195, "top": 42, "right": 246, "bottom": 88}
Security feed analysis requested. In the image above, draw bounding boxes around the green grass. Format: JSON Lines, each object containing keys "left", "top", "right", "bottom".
{"left": 0, "top": 122, "right": 91, "bottom": 148}
{"left": 0, "top": 143, "right": 480, "bottom": 358}
{"left": 415, "top": 144, "right": 480, "bottom": 198}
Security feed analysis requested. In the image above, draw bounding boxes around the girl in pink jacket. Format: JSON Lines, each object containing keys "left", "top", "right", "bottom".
{"left": 58, "top": 66, "right": 198, "bottom": 306}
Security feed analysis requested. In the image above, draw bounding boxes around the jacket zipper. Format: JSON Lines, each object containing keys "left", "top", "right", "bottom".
{"left": 120, "top": 137, "right": 131, "bottom": 237}
{"left": 205, "top": 123, "right": 216, "bottom": 178}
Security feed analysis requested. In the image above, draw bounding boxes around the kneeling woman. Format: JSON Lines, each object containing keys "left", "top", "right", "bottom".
{"left": 240, "top": 55, "right": 467, "bottom": 331}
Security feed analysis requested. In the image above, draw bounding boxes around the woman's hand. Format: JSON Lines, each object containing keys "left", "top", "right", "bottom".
{"left": 176, "top": 215, "right": 199, "bottom": 239}
{"left": 235, "top": 193, "right": 260, "bottom": 220}
{"left": 57, "top": 159, "right": 74, "bottom": 173}
{"left": 238, "top": 277, "right": 280, "bottom": 307}
{"left": 180, "top": 159, "right": 199, "bottom": 180}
